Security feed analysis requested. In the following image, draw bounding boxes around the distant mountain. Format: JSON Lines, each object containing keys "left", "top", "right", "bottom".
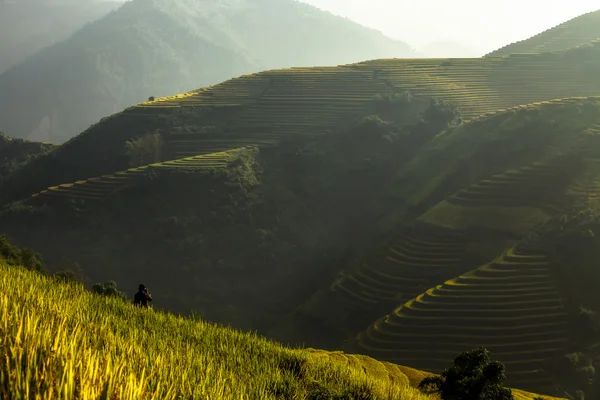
{"left": 0, "top": 1, "right": 120, "bottom": 74}
{"left": 488, "top": 9, "right": 600, "bottom": 56}
{"left": 419, "top": 41, "right": 483, "bottom": 58}
{"left": 0, "top": 0, "right": 416, "bottom": 143}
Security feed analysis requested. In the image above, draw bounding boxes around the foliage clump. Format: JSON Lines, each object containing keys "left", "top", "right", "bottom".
{"left": 125, "top": 131, "right": 163, "bottom": 167}
{"left": 418, "top": 347, "right": 514, "bottom": 400}
{"left": 0, "top": 234, "right": 45, "bottom": 273}
{"left": 92, "top": 280, "right": 128, "bottom": 300}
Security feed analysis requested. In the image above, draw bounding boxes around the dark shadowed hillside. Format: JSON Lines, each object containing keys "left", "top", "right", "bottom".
{"left": 0, "top": 132, "right": 56, "bottom": 182}
{"left": 0, "top": 0, "right": 416, "bottom": 143}
{"left": 0, "top": 0, "right": 120, "bottom": 74}
{"left": 488, "top": 9, "right": 600, "bottom": 56}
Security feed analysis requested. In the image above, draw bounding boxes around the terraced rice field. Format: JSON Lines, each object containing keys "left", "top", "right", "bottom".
{"left": 122, "top": 47, "right": 600, "bottom": 162}
{"left": 27, "top": 150, "right": 241, "bottom": 205}
{"left": 446, "top": 157, "right": 577, "bottom": 212}
{"left": 565, "top": 155, "right": 600, "bottom": 201}
{"left": 355, "top": 246, "right": 569, "bottom": 395}
{"left": 332, "top": 224, "right": 466, "bottom": 310}
{"left": 488, "top": 10, "right": 600, "bottom": 56}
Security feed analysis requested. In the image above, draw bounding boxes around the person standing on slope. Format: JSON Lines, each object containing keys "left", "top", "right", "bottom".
{"left": 133, "top": 284, "right": 153, "bottom": 309}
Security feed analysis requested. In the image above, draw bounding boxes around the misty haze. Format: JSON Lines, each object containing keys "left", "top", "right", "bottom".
{"left": 1, "top": 1, "right": 600, "bottom": 399}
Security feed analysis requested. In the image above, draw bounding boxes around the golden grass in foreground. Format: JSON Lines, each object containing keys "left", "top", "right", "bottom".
{"left": 0, "top": 263, "right": 564, "bottom": 399}
{"left": 0, "top": 263, "right": 432, "bottom": 400}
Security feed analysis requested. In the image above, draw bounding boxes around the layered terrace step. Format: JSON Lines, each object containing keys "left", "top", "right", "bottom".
{"left": 354, "top": 246, "right": 569, "bottom": 394}
{"left": 27, "top": 150, "right": 242, "bottom": 205}
{"left": 332, "top": 225, "right": 466, "bottom": 309}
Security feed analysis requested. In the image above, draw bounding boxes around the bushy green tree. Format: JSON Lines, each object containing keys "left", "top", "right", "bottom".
{"left": 0, "top": 234, "right": 46, "bottom": 273}
{"left": 124, "top": 132, "right": 163, "bottom": 167}
{"left": 92, "top": 280, "right": 127, "bottom": 300}
{"left": 418, "top": 347, "right": 514, "bottom": 400}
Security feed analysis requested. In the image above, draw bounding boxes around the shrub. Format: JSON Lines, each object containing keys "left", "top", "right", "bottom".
{"left": 148, "top": 96, "right": 156, "bottom": 101}
{"left": 92, "top": 280, "right": 128, "bottom": 300}
{"left": 418, "top": 347, "right": 514, "bottom": 400}
{"left": 125, "top": 131, "right": 163, "bottom": 167}
{"left": 0, "top": 234, "right": 46, "bottom": 273}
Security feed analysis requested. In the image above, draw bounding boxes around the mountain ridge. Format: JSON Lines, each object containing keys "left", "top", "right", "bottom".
{"left": 487, "top": 9, "right": 600, "bottom": 56}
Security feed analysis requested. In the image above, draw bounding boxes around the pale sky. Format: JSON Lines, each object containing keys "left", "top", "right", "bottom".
{"left": 301, "top": 0, "right": 600, "bottom": 56}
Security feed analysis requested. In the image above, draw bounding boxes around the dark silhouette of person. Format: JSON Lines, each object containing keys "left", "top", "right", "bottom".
{"left": 133, "top": 284, "right": 153, "bottom": 308}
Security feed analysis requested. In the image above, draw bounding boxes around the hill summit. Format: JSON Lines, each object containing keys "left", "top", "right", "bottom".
{"left": 0, "top": 0, "right": 416, "bottom": 143}
{"left": 488, "top": 9, "right": 600, "bottom": 56}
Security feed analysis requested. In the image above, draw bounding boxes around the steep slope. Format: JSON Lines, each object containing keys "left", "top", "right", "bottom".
{"left": 271, "top": 98, "right": 600, "bottom": 348}
{"left": 0, "top": 0, "right": 120, "bottom": 74}
{"left": 352, "top": 201, "right": 600, "bottom": 399}
{"left": 0, "top": 132, "right": 56, "bottom": 181}
{"left": 0, "top": 0, "right": 416, "bottom": 143}
{"left": 0, "top": 261, "right": 563, "bottom": 399}
{"left": 353, "top": 245, "right": 570, "bottom": 395}
{"left": 0, "top": 97, "right": 442, "bottom": 333}
{"left": 3, "top": 43, "right": 600, "bottom": 205}
{"left": 488, "top": 10, "right": 600, "bottom": 56}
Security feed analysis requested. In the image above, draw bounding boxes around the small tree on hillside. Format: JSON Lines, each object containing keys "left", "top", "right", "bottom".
{"left": 125, "top": 131, "right": 163, "bottom": 167}
{"left": 418, "top": 347, "right": 514, "bottom": 400}
{"left": 92, "top": 280, "right": 128, "bottom": 300}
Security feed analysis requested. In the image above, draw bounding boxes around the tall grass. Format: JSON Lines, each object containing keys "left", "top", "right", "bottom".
{"left": 0, "top": 263, "right": 432, "bottom": 400}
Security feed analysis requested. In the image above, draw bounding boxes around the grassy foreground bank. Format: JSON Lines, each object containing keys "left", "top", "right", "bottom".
{"left": 0, "top": 263, "right": 561, "bottom": 399}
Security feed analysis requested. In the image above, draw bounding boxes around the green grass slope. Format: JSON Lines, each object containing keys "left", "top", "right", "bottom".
{"left": 3, "top": 43, "right": 600, "bottom": 206}
{"left": 0, "top": 262, "right": 563, "bottom": 399}
{"left": 0, "top": 0, "right": 416, "bottom": 143}
{"left": 488, "top": 10, "right": 600, "bottom": 56}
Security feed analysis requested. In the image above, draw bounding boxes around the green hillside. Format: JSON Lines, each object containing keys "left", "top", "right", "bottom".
{"left": 0, "top": 261, "right": 564, "bottom": 399}
{"left": 2, "top": 23, "right": 600, "bottom": 399}
{"left": 2, "top": 42, "right": 600, "bottom": 205}
{"left": 0, "top": 0, "right": 416, "bottom": 143}
{"left": 351, "top": 205, "right": 600, "bottom": 399}
{"left": 272, "top": 98, "right": 600, "bottom": 397}
{"left": 0, "top": 132, "right": 56, "bottom": 182}
{"left": 488, "top": 10, "right": 600, "bottom": 56}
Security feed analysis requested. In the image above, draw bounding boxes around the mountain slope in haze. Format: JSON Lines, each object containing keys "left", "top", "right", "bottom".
{"left": 0, "top": 262, "right": 560, "bottom": 400}
{"left": 0, "top": 0, "right": 416, "bottom": 143}
{"left": 488, "top": 9, "right": 600, "bottom": 56}
{"left": 0, "top": 0, "right": 120, "bottom": 74}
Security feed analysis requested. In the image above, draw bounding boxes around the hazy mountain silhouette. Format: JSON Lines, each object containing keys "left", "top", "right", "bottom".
{"left": 0, "top": 0, "right": 120, "bottom": 74}
{"left": 0, "top": 0, "right": 416, "bottom": 143}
